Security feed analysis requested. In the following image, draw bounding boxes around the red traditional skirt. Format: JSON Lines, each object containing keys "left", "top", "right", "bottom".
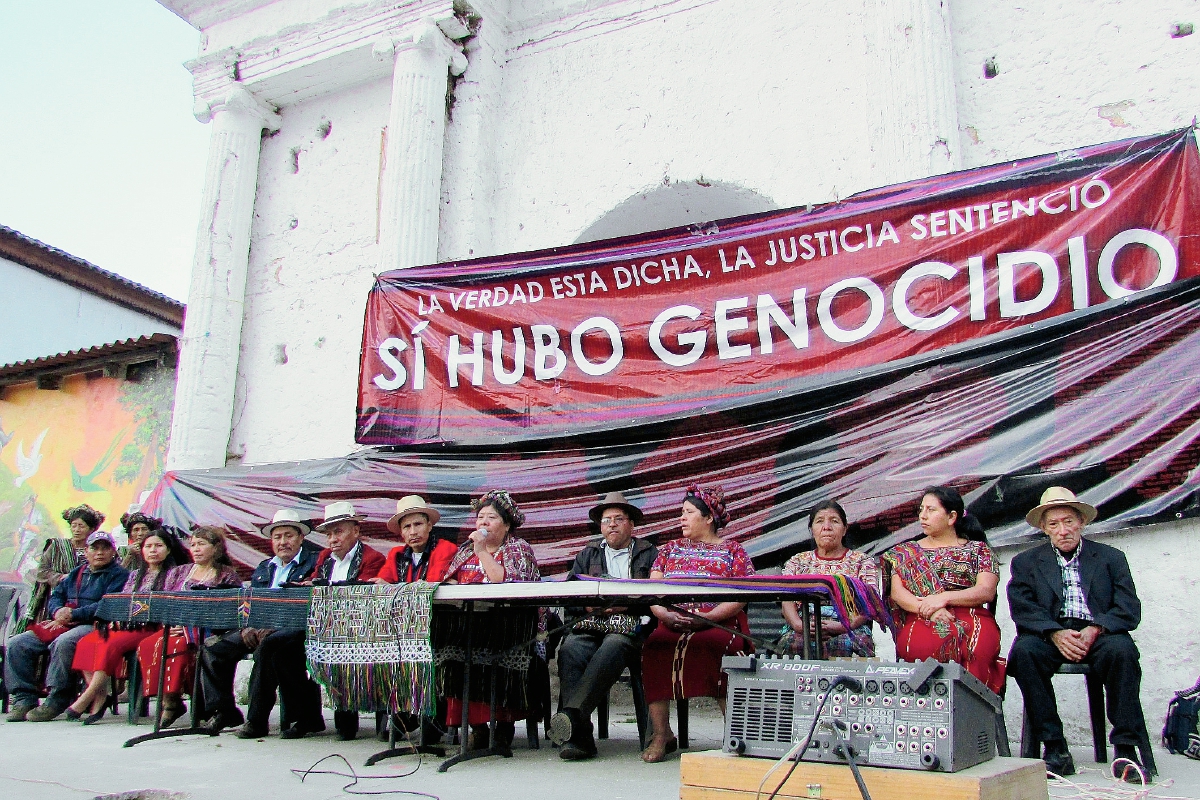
{"left": 72, "top": 628, "right": 156, "bottom": 675}
{"left": 137, "top": 630, "right": 195, "bottom": 696}
{"left": 445, "top": 698, "right": 525, "bottom": 726}
{"left": 895, "top": 606, "right": 1004, "bottom": 693}
{"left": 642, "top": 612, "right": 751, "bottom": 704}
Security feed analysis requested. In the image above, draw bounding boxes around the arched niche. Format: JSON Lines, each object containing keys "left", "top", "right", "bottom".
{"left": 574, "top": 180, "right": 778, "bottom": 244}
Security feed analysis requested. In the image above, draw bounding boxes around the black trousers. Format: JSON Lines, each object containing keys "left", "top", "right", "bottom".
{"left": 200, "top": 631, "right": 252, "bottom": 717}
{"left": 251, "top": 630, "right": 322, "bottom": 729}
{"left": 1008, "top": 631, "right": 1148, "bottom": 746}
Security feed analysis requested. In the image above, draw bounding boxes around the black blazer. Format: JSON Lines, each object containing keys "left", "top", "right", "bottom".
{"left": 1007, "top": 538, "right": 1140, "bottom": 637}
{"left": 250, "top": 545, "right": 319, "bottom": 588}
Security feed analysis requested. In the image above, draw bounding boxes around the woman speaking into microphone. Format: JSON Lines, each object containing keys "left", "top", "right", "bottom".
{"left": 442, "top": 490, "right": 541, "bottom": 750}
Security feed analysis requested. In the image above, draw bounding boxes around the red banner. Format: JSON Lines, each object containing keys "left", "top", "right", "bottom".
{"left": 358, "top": 129, "right": 1199, "bottom": 446}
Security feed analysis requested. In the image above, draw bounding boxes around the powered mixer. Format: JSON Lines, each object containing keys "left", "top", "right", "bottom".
{"left": 722, "top": 655, "right": 1002, "bottom": 772}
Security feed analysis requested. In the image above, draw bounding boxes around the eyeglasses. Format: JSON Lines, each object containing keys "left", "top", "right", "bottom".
{"left": 600, "top": 516, "right": 630, "bottom": 526}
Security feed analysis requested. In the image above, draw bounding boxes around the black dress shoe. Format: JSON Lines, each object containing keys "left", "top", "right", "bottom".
{"left": 1113, "top": 744, "right": 1149, "bottom": 782}
{"left": 1042, "top": 740, "right": 1075, "bottom": 777}
{"left": 236, "top": 722, "right": 270, "bottom": 739}
{"left": 559, "top": 742, "right": 597, "bottom": 760}
{"left": 200, "top": 708, "right": 245, "bottom": 735}
{"left": 281, "top": 718, "right": 327, "bottom": 740}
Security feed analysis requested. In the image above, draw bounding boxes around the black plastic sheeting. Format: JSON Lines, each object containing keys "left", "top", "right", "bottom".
{"left": 148, "top": 278, "right": 1200, "bottom": 574}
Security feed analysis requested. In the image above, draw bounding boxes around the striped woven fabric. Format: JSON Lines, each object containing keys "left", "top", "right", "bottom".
{"left": 245, "top": 587, "right": 311, "bottom": 629}
{"left": 149, "top": 589, "right": 243, "bottom": 628}
{"left": 305, "top": 583, "right": 439, "bottom": 716}
{"left": 580, "top": 574, "right": 894, "bottom": 631}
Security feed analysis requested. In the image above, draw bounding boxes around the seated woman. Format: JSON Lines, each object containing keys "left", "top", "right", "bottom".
{"left": 136, "top": 526, "right": 241, "bottom": 727}
{"left": 67, "top": 528, "right": 187, "bottom": 723}
{"left": 20, "top": 504, "right": 104, "bottom": 631}
{"left": 781, "top": 500, "right": 879, "bottom": 658}
{"left": 641, "top": 485, "right": 755, "bottom": 763}
{"left": 119, "top": 511, "right": 162, "bottom": 572}
{"left": 442, "top": 490, "right": 540, "bottom": 750}
{"left": 882, "top": 486, "right": 1003, "bottom": 692}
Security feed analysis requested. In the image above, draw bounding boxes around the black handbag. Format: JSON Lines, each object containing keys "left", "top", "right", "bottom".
{"left": 1163, "top": 676, "right": 1200, "bottom": 757}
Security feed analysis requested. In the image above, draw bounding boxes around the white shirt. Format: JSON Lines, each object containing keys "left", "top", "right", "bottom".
{"left": 603, "top": 542, "right": 634, "bottom": 579}
{"left": 329, "top": 541, "right": 361, "bottom": 583}
{"left": 269, "top": 553, "right": 304, "bottom": 588}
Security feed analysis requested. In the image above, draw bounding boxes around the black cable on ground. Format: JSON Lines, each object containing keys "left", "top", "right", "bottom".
{"left": 290, "top": 752, "right": 439, "bottom": 798}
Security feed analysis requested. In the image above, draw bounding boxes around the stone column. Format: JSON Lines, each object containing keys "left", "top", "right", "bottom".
{"left": 374, "top": 22, "right": 468, "bottom": 272}
{"left": 166, "top": 85, "right": 280, "bottom": 471}
{"left": 864, "top": 0, "right": 961, "bottom": 184}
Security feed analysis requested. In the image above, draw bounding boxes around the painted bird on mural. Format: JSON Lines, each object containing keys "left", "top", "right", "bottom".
{"left": 14, "top": 429, "right": 48, "bottom": 487}
{"left": 0, "top": 418, "right": 12, "bottom": 452}
{"left": 72, "top": 432, "right": 126, "bottom": 493}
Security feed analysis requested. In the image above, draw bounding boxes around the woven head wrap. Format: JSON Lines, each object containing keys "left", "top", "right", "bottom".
{"left": 121, "top": 511, "right": 163, "bottom": 531}
{"left": 471, "top": 490, "right": 526, "bottom": 530}
{"left": 62, "top": 504, "right": 105, "bottom": 531}
{"left": 683, "top": 484, "right": 730, "bottom": 530}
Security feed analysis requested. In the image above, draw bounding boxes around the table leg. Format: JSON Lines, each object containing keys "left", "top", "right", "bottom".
{"left": 801, "top": 602, "right": 812, "bottom": 659}
{"left": 812, "top": 601, "right": 824, "bottom": 659}
{"left": 124, "top": 633, "right": 214, "bottom": 747}
{"left": 438, "top": 603, "right": 517, "bottom": 772}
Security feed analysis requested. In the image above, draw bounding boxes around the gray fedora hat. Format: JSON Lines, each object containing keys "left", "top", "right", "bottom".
{"left": 588, "top": 491, "right": 644, "bottom": 525}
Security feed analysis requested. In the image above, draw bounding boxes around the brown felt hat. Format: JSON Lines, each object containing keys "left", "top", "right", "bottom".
{"left": 588, "top": 491, "right": 644, "bottom": 525}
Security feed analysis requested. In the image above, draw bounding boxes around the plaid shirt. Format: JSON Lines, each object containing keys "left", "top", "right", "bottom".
{"left": 1056, "top": 539, "right": 1094, "bottom": 622}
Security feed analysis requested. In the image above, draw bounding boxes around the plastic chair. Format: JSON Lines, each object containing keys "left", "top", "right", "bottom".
{"left": 1018, "top": 662, "right": 1157, "bottom": 774}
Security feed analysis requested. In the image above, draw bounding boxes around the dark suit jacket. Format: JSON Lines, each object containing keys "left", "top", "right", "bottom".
{"left": 249, "top": 545, "right": 320, "bottom": 588}
{"left": 1007, "top": 538, "right": 1140, "bottom": 637}
{"left": 564, "top": 537, "right": 658, "bottom": 620}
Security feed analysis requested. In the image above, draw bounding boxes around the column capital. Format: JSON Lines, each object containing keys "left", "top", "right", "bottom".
{"left": 193, "top": 84, "right": 282, "bottom": 132}
{"left": 374, "top": 19, "right": 468, "bottom": 76}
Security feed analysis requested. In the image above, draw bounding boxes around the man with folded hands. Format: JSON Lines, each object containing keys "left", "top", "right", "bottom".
{"left": 197, "top": 509, "right": 319, "bottom": 737}
{"left": 549, "top": 491, "right": 657, "bottom": 760}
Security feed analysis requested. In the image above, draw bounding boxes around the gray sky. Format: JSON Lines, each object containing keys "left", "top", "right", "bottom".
{"left": 0, "top": 0, "right": 208, "bottom": 301}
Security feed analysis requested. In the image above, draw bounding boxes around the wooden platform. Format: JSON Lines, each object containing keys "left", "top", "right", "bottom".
{"left": 680, "top": 751, "right": 1048, "bottom": 800}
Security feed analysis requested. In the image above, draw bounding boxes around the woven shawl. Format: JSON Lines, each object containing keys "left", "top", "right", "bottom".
{"left": 305, "top": 583, "right": 438, "bottom": 716}
{"left": 580, "top": 574, "right": 894, "bottom": 632}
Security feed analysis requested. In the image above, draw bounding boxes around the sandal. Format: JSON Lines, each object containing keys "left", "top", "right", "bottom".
{"left": 641, "top": 735, "right": 678, "bottom": 763}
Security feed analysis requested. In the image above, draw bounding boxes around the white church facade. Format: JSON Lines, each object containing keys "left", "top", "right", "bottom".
{"left": 157, "top": 0, "right": 1199, "bottom": 746}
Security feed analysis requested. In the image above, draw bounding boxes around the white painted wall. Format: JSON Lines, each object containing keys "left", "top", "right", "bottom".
{"left": 169, "top": 0, "right": 1200, "bottom": 732}
{"left": 0, "top": 257, "right": 179, "bottom": 365}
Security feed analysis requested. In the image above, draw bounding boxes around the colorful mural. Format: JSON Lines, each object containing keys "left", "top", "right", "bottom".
{"left": 0, "top": 364, "right": 174, "bottom": 587}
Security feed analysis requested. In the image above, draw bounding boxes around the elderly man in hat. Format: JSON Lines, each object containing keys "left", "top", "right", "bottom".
{"left": 549, "top": 491, "right": 658, "bottom": 760}
{"left": 1007, "top": 487, "right": 1150, "bottom": 779}
{"left": 292, "top": 501, "right": 386, "bottom": 741}
{"left": 198, "top": 509, "right": 321, "bottom": 737}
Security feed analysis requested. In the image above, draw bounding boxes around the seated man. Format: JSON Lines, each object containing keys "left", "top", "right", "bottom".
{"left": 371, "top": 495, "right": 456, "bottom": 743}
{"left": 550, "top": 491, "right": 657, "bottom": 760}
{"left": 198, "top": 509, "right": 320, "bottom": 736}
{"left": 1007, "top": 487, "right": 1150, "bottom": 780}
{"left": 5, "top": 531, "right": 129, "bottom": 722}
{"left": 286, "top": 501, "right": 385, "bottom": 741}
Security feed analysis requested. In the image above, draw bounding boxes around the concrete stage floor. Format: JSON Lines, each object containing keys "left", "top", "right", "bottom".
{"left": 3, "top": 698, "right": 1200, "bottom": 800}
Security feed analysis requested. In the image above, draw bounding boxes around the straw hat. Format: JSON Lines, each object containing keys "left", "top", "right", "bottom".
{"left": 588, "top": 491, "right": 644, "bottom": 525}
{"left": 315, "top": 501, "right": 367, "bottom": 530}
{"left": 387, "top": 495, "right": 441, "bottom": 534}
{"left": 1025, "top": 486, "right": 1098, "bottom": 528}
{"left": 262, "top": 509, "right": 311, "bottom": 537}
